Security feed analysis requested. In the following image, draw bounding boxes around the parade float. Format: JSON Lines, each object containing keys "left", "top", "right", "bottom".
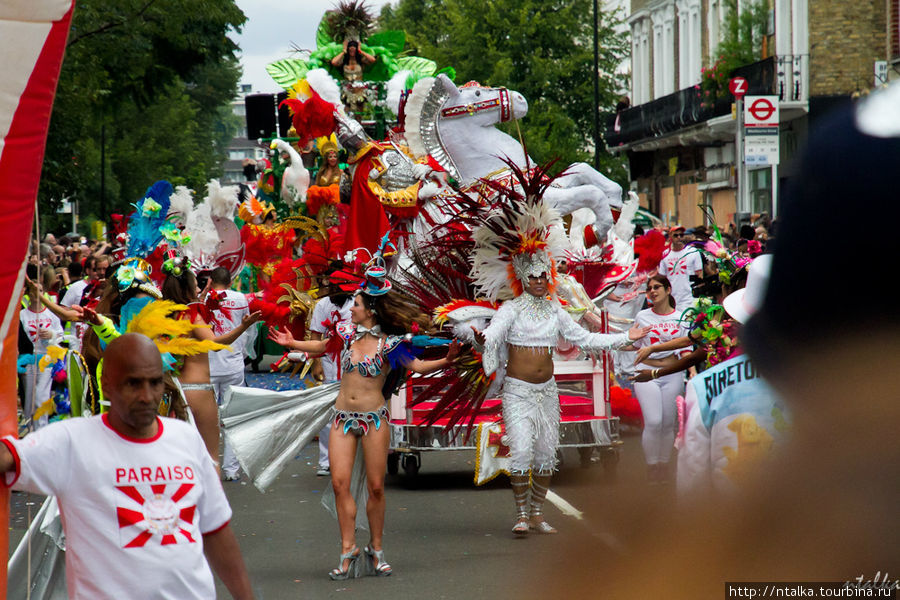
{"left": 228, "top": 1, "right": 642, "bottom": 481}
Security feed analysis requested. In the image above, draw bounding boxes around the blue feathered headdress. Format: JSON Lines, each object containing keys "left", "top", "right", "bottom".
{"left": 126, "top": 181, "right": 173, "bottom": 258}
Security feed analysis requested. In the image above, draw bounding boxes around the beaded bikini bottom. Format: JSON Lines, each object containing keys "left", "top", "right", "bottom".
{"left": 332, "top": 406, "right": 390, "bottom": 436}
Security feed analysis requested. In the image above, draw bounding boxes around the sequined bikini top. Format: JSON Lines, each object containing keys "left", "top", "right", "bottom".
{"left": 341, "top": 336, "right": 385, "bottom": 378}
{"left": 336, "top": 322, "right": 407, "bottom": 378}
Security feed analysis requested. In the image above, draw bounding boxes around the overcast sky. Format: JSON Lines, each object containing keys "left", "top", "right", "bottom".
{"left": 232, "top": 0, "right": 396, "bottom": 94}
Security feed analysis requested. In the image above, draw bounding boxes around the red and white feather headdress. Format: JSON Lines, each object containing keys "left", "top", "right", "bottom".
{"left": 469, "top": 160, "right": 569, "bottom": 301}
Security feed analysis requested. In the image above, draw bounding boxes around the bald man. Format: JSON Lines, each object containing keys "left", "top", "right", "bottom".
{"left": 1, "top": 333, "right": 255, "bottom": 600}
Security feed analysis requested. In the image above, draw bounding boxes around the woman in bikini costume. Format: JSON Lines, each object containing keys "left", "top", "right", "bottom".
{"left": 161, "top": 258, "right": 261, "bottom": 463}
{"left": 269, "top": 267, "right": 459, "bottom": 580}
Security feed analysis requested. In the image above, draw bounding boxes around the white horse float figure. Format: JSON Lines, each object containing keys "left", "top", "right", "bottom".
{"left": 288, "top": 69, "right": 625, "bottom": 252}
{"left": 399, "top": 73, "right": 624, "bottom": 248}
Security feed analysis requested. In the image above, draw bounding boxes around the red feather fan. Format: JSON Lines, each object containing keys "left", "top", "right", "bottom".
{"left": 279, "top": 91, "right": 337, "bottom": 147}
{"left": 634, "top": 229, "right": 666, "bottom": 273}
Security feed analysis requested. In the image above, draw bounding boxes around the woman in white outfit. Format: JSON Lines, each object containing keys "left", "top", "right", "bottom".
{"left": 630, "top": 275, "right": 687, "bottom": 483}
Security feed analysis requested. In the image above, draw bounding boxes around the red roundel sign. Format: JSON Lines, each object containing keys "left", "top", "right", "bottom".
{"left": 748, "top": 97, "right": 776, "bottom": 121}
{"left": 728, "top": 77, "right": 748, "bottom": 99}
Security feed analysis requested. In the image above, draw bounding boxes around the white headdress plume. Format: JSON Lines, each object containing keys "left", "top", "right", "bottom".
{"left": 182, "top": 179, "right": 238, "bottom": 269}
{"left": 205, "top": 179, "right": 239, "bottom": 219}
{"left": 304, "top": 68, "right": 342, "bottom": 108}
{"left": 166, "top": 185, "right": 195, "bottom": 227}
{"left": 468, "top": 160, "right": 569, "bottom": 301}
{"left": 386, "top": 70, "right": 411, "bottom": 116}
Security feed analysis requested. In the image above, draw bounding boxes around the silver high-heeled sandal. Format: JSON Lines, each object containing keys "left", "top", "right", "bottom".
{"left": 528, "top": 517, "right": 558, "bottom": 534}
{"left": 329, "top": 546, "right": 360, "bottom": 580}
{"left": 364, "top": 545, "right": 392, "bottom": 576}
{"left": 529, "top": 477, "right": 558, "bottom": 534}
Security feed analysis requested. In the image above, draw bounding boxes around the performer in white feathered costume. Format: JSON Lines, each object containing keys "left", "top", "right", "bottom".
{"left": 458, "top": 168, "right": 651, "bottom": 535}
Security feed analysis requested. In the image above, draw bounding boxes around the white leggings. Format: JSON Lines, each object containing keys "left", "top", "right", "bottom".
{"left": 633, "top": 372, "right": 684, "bottom": 465}
{"left": 501, "top": 377, "right": 560, "bottom": 474}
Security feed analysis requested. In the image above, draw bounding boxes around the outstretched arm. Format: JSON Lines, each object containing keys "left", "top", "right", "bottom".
{"left": 193, "top": 312, "right": 263, "bottom": 346}
{"left": 557, "top": 307, "right": 648, "bottom": 352}
{"left": 203, "top": 524, "right": 255, "bottom": 600}
{"left": 26, "top": 278, "right": 79, "bottom": 322}
{"left": 267, "top": 326, "right": 328, "bottom": 355}
{"left": 633, "top": 335, "right": 693, "bottom": 364}
{"left": 406, "top": 340, "right": 460, "bottom": 375}
{"left": 631, "top": 348, "right": 705, "bottom": 382}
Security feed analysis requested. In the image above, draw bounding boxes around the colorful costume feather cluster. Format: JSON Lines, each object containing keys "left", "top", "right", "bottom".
{"left": 125, "top": 300, "right": 229, "bottom": 357}
{"left": 469, "top": 159, "right": 569, "bottom": 301}
{"left": 126, "top": 181, "right": 173, "bottom": 258}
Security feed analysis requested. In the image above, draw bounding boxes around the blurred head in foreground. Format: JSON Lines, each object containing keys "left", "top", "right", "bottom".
{"left": 535, "top": 84, "right": 900, "bottom": 598}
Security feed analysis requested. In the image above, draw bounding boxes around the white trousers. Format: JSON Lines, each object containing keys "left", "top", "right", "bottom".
{"left": 23, "top": 364, "right": 52, "bottom": 430}
{"left": 212, "top": 371, "right": 245, "bottom": 477}
{"left": 501, "top": 377, "right": 560, "bottom": 474}
{"left": 633, "top": 372, "right": 685, "bottom": 465}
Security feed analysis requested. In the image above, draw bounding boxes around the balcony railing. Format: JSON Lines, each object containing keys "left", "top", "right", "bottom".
{"left": 606, "top": 87, "right": 732, "bottom": 147}
{"left": 731, "top": 56, "right": 776, "bottom": 96}
{"left": 606, "top": 54, "right": 807, "bottom": 148}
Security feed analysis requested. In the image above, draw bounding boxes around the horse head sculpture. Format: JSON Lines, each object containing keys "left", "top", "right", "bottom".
{"left": 405, "top": 74, "right": 528, "bottom": 185}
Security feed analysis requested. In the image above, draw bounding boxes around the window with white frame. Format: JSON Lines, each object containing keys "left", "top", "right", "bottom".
{"left": 708, "top": 0, "right": 724, "bottom": 62}
{"left": 677, "top": 0, "right": 702, "bottom": 88}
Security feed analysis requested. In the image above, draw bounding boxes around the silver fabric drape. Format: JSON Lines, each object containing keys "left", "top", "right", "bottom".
{"left": 321, "top": 446, "right": 370, "bottom": 531}
{"left": 221, "top": 383, "right": 340, "bottom": 493}
{"left": 7, "top": 496, "right": 68, "bottom": 599}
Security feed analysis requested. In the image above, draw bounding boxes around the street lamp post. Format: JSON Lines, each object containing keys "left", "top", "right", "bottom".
{"left": 592, "top": 0, "right": 601, "bottom": 171}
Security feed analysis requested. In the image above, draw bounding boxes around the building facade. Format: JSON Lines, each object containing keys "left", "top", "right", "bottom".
{"left": 222, "top": 84, "right": 268, "bottom": 185}
{"left": 608, "top": 0, "right": 890, "bottom": 229}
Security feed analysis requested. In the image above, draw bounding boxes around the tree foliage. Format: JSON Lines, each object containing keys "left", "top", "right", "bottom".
{"left": 716, "top": 0, "right": 770, "bottom": 65}
{"left": 40, "top": 0, "right": 245, "bottom": 234}
{"left": 378, "top": 0, "right": 629, "bottom": 183}
{"left": 700, "top": 0, "right": 769, "bottom": 104}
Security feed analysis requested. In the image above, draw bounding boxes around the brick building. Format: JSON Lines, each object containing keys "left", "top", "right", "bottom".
{"left": 607, "top": 0, "right": 891, "bottom": 229}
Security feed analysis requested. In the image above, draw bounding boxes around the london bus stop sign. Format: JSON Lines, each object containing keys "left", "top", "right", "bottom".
{"left": 743, "top": 95, "right": 780, "bottom": 166}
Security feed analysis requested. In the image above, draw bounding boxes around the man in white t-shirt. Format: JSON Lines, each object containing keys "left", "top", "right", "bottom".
{"left": 308, "top": 269, "right": 358, "bottom": 475}
{"left": 205, "top": 268, "right": 255, "bottom": 481}
{"left": 1, "top": 333, "right": 255, "bottom": 600}
{"left": 658, "top": 226, "right": 703, "bottom": 314}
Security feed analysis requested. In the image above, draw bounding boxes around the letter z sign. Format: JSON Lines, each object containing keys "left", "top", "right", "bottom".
{"left": 729, "top": 77, "right": 748, "bottom": 99}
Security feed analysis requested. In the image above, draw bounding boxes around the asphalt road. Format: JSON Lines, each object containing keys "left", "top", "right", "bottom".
{"left": 211, "top": 428, "right": 672, "bottom": 599}
{"left": 7, "top": 426, "right": 676, "bottom": 600}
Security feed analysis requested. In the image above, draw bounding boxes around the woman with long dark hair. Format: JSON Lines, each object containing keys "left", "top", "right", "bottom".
{"left": 161, "top": 261, "right": 261, "bottom": 462}
{"left": 630, "top": 274, "right": 687, "bottom": 484}
{"left": 269, "top": 272, "right": 458, "bottom": 580}
{"left": 330, "top": 39, "right": 376, "bottom": 113}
